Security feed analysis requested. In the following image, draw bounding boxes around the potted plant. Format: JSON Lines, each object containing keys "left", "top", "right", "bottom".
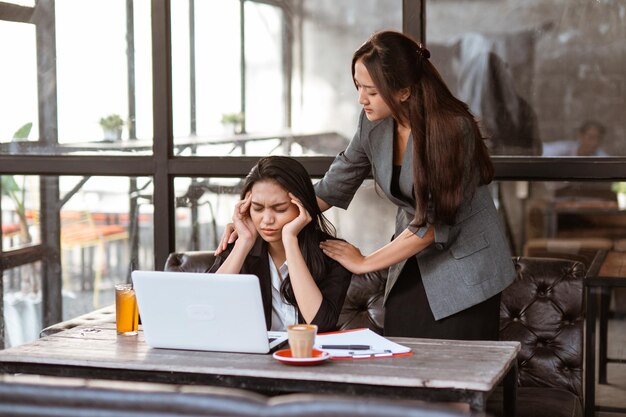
{"left": 612, "top": 182, "right": 626, "bottom": 210}
{"left": 1, "top": 122, "right": 33, "bottom": 244}
{"left": 220, "top": 112, "right": 244, "bottom": 134}
{"left": 99, "top": 113, "right": 125, "bottom": 141}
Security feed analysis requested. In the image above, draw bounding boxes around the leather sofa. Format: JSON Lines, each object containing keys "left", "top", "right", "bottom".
{"left": 0, "top": 374, "right": 479, "bottom": 417}
{"left": 488, "top": 256, "right": 585, "bottom": 417}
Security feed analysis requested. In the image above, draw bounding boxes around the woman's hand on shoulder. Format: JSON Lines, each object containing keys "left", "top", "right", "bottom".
{"left": 282, "top": 193, "right": 312, "bottom": 241}
{"left": 216, "top": 223, "right": 238, "bottom": 255}
{"left": 319, "top": 239, "right": 366, "bottom": 275}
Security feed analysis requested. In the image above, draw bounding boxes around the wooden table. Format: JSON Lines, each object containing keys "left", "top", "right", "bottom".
{"left": 543, "top": 198, "right": 626, "bottom": 238}
{"left": 585, "top": 250, "right": 626, "bottom": 417}
{"left": 0, "top": 323, "right": 519, "bottom": 416}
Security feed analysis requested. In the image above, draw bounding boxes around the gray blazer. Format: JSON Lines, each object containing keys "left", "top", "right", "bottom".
{"left": 315, "top": 111, "right": 515, "bottom": 320}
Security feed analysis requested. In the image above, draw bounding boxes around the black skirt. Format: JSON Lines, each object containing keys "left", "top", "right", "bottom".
{"left": 383, "top": 256, "right": 501, "bottom": 340}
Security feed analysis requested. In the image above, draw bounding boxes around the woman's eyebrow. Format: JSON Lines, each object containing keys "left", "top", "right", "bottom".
{"left": 355, "top": 80, "right": 376, "bottom": 89}
{"left": 251, "top": 201, "right": 290, "bottom": 208}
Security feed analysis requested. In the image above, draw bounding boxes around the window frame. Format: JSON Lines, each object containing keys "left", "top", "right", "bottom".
{"left": 1, "top": 0, "right": 625, "bottom": 337}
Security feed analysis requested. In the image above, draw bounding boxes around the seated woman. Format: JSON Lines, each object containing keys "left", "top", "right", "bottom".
{"left": 209, "top": 156, "right": 351, "bottom": 333}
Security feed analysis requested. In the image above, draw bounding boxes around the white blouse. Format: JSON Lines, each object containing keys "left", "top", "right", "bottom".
{"left": 268, "top": 254, "right": 298, "bottom": 331}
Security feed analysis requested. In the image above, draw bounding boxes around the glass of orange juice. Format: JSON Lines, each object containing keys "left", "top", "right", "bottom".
{"left": 115, "top": 283, "right": 139, "bottom": 335}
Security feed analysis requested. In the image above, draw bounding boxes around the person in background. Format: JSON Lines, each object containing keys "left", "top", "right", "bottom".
{"left": 210, "top": 156, "right": 351, "bottom": 333}
{"left": 312, "top": 30, "right": 515, "bottom": 340}
{"left": 543, "top": 120, "right": 608, "bottom": 157}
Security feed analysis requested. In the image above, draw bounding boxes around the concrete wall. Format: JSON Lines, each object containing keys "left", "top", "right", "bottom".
{"left": 427, "top": 0, "right": 626, "bottom": 154}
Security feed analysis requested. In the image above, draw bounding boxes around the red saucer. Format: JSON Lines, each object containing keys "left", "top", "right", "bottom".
{"left": 273, "top": 348, "right": 330, "bottom": 366}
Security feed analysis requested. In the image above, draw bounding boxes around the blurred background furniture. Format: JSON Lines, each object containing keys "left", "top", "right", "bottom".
{"left": 523, "top": 237, "right": 612, "bottom": 267}
{"left": 585, "top": 250, "right": 626, "bottom": 416}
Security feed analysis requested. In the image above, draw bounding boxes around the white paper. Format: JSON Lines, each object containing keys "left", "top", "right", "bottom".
{"left": 314, "top": 328, "right": 411, "bottom": 358}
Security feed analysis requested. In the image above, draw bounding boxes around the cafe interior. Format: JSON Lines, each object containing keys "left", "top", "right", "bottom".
{"left": 1, "top": 0, "right": 625, "bottom": 416}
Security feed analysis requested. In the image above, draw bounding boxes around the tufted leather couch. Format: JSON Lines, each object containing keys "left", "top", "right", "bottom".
{"left": 0, "top": 374, "right": 480, "bottom": 417}
{"left": 488, "top": 256, "right": 585, "bottom": 417}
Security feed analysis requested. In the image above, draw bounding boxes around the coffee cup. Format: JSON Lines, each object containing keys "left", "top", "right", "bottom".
{"left": 287, "top": 324, "right": 317, "bottom": 358}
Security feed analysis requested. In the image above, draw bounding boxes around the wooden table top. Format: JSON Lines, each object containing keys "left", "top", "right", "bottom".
{"left": 587, "top": 250, "right": 626, "bottom": 287}
{"left": 0, "top": 323, "right": 519, "bottom": 394}
{"left": 598, "top": 251, "right": 626, "bottom": 278}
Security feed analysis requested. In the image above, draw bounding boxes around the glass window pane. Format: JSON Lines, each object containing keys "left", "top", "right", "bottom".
{"left": 427, "top": 0, "right": 626, "bottom": 156}
{"left": 2, "top": 175, "right": 154, "bottom": 347}
{"left": 0, "top": 0, "right": 153, "bottom": 156}
{"left": 2, "top": 175, "right": 41, "bottom": 250}
{"left": 172, "top": 0, "right": 402, "bottom": 157}
{"left": 3, "top": 260, "right": 42, "bottom": 347}
{"left": 0, "top": 22, "right": 38, "bottom": 147}
{"left": 173, "top": 177, "right": 397, "bottom": 256}
{"left": 494, "top": 179, "right": 626, "bottom": 257}
{"left": 181, "top": 176, "right": 626, "bottom": 263}
{"left": 56, "top": 0, "right": 153, "bottom": 148}
{"left": 58, "top": 175, "right": 153, "bottom": 322}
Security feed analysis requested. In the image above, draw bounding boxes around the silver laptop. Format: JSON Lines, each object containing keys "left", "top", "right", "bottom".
{"left": 131, "top": 270, "right": 288, "bottom": 354}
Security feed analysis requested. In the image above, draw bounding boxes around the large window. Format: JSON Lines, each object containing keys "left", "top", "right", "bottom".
{"left": 1, "top": 0, "right": 625, "bottom": 351}
{"left": 427, "top": 0, "right": 626, "bottom": 157}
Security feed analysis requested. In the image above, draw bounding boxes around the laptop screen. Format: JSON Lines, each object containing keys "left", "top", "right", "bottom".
{"left": 132, "top": 270, "right": 287, "bottom": 354}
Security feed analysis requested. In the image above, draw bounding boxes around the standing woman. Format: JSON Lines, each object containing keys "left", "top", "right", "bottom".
{"left": 316, "top": 30, "right": 515, "bottom": 340}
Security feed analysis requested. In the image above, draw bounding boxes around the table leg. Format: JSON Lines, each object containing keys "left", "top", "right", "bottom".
{"left": 502, "top": 361, "right": 518, "bottom": 417}
{"left": 585, "top": 286, "right": 598, "bottom": 417}
{"left": 598, "top": 287, "right": 611, "bottom": 384}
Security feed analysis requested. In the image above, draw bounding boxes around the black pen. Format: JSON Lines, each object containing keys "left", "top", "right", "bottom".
{"left": 319, "top": 344, "right": 371, "bottom": 350}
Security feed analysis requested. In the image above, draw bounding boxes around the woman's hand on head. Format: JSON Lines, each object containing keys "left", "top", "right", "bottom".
{"left": 282, "top": 193, "right": 312, "bottom": 240}
{"left": 231, "top": 192, "right": 257, "bottom": 244}
{"left": 319, "top": 240, "right": 366, "bottom": 274}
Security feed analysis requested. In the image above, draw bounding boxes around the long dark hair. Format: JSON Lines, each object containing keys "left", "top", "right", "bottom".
{"left": 242, "top": 156, "right": 337, "bottom": 306}
{"left": 352, "top": 30, "right": 494, "bottom": 226}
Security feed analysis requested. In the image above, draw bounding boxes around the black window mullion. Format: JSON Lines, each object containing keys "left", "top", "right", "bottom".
{"left": 403, "top": 0, "right": 424, "bottom": 43}
{"left": 152, "top": 0, "right": 175, "bottom": 271}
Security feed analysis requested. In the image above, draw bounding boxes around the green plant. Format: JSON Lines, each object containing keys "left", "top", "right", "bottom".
{"left": 99, "top": 114, "right": 125, "bottom": 130}
{"left": 611, "top": 182, "right": 626, "bottom": 194}
{"left": 220, "top": 112, "right": 244, "bottom": 125}
{"left": 1, "top": 122, "right": 33, "bottom": 243}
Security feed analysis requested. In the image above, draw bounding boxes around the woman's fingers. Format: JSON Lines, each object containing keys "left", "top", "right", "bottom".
{"left": 216, "top": 194, "right": 251, "bottom": 254}
{"left": 215, "top": 223, "right": 239, "bottom": 255}
{"left": 289, "top": 193, "right": 311, "bottom": 223}
{"left": 228, "top": 228, "right": 239, "bottom": 244}
{"left": 239, "top": 192, "right": 252, "bottom": 213}
{"left": 320, "top": 239, "right": 349, "bottom": 253}
{"left": 319, "top": 240, "right": 365, "bottom": 274}
{"left": 216, "top": 222, "right": 235, "bottom": 254}
{"left": 289, "top": 193, "right": 312, "bottom": 226}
